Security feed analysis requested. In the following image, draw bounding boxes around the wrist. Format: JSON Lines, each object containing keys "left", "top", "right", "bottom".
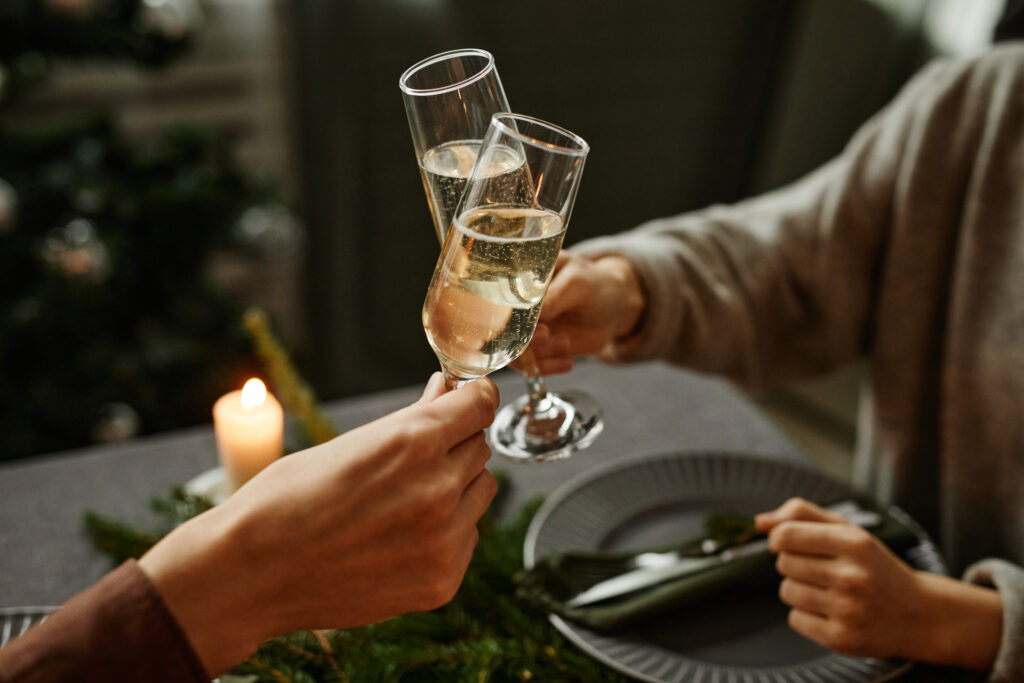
{"left": 593, "top": 255, "right": 646, "bottom": 341}
{"left": 139, "top": 506, "right": 272, "bottom": 676}
{"left": 911, "top": 570, "right": 1002, "bottom": 670}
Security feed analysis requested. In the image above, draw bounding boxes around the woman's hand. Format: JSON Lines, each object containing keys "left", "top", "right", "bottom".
{"left": 139, "top": 374, "right": 500, "bottom": 677}
{"left": 523, "top": 251, "right": 646, "bottom": 375}
{"left": 757, "top": 497, "right": 1002, "bottom": 670}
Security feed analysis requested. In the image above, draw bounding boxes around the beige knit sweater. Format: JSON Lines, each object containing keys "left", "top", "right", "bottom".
{"left": 574, "top": 44, "right": 1024, "bottom": 680}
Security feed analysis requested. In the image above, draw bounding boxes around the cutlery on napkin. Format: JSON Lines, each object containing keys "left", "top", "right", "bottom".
{"left": 515, "top": 498, "right": 920, "bottom": 633}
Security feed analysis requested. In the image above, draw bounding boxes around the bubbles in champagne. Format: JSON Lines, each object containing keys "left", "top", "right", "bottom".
{"left": 418, "top": 141, "right": 526, "bottom": 243}
{"left": 422, "top": 206, "right": 564, "bottom": 381}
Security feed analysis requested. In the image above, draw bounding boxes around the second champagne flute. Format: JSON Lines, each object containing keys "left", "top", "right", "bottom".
{"left": 422, "top": 114, "right": 588, "bottom": 390}
{"left": 400, "top": 48, "right": 509, "bottom": 243}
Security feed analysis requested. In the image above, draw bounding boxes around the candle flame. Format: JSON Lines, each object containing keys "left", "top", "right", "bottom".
{"left": 240, "top": 378, "right": 267, "bottom": 410}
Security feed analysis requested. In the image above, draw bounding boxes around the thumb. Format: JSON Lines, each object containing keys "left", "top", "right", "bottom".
{"left": 416, "top": 377, "right": 500, "bottom": 446}
{"left": 755, "top": 497, "right": 847, "bottom": 532}
{"left": 417, "top": 372, "right": 447, "bottom": 404}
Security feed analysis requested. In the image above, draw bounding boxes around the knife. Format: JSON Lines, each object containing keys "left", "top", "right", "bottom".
{"left": 563, "top": 537, "right": 771, "bottom": 608}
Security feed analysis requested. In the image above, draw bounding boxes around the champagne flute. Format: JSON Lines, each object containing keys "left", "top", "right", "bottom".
{"left": 401, "top": 50, "right": 603, "bottom": 462}
{"left": 400, "top": 48, "right": 510, "bottom": 243}
{"left": 422, "top": 114, "right": 588, "bottom": 392}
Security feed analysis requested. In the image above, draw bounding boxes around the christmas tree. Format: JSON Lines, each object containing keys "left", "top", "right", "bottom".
{"left": 0, "top": 0, "right": 286, "bottom": 460}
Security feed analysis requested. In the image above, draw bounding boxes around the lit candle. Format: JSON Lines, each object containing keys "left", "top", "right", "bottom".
{"left": 213, "top": 378, "right": 284, "bottom": 492}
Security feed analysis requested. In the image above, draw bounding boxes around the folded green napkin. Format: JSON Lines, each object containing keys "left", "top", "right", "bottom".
{"left": 515, "top": 500, "right": 921, "bottom": 633}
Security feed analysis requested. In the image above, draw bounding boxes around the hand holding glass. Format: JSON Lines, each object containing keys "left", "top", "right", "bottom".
{"left": 422, "top": 114, "right": 588, "bottom": 391}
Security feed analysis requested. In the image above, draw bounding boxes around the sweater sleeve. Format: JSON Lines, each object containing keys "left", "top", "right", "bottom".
{"left": 0, "top": 560, "right": 208, "bottom": 683}
{"left": 965, "top": 559, "right": 1024, "bottom": 682}
{"left": 570, "top": 56, "right": 965, "bottom": 393}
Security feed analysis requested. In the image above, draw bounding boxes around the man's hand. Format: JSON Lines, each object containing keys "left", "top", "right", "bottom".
{"left": 757, "top": 497, "right": 1002, "bottom": 670}
{"left": 139, "top": 375, "right": 500, "bottom": 677}
{"left": 521, "top": 251, "right": 645, "bottom": 375}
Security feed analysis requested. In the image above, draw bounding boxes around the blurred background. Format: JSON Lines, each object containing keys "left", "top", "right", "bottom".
{"left": 0, "top": 0, "right": 1015, "bottom": 468}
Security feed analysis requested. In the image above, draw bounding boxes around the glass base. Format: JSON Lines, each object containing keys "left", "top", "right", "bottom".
{"left": 488, "top": 390, "right": 604, "bottom": 463}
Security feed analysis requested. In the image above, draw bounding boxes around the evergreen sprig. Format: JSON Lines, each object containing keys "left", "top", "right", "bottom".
{"left": 83, "top": 486, "right": 214, "bottom": 562}
{"left": 81, "top": 511, "right": 161, "bottom": 565}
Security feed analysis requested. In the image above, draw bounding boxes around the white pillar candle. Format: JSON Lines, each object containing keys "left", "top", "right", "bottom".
{"left": 213, "top": 378, "right": 283, "bottom": 492}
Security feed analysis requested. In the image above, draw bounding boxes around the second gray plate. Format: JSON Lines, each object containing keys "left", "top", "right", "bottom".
{"left": 523, "top": 451, "right": 947, "bottom": 683}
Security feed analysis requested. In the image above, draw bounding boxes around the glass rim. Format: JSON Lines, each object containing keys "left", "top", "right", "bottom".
{"left": 490, "top": 113, "right": 590, "bottom": 157}
{"left": 399, "top": 48, "right": 497, "bottom": 96}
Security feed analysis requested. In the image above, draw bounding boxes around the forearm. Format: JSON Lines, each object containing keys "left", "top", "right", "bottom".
{"left": 574, "top": 184, "right": 881, "bottom": 390}
{"left": 139, "top": 503, "right": 273, "bottom": 677}
{"left": 571, "top": 61, "right": 977, "bottom": 390}
{"left": 572, "top": 163, "right": 889, "bottom": 391}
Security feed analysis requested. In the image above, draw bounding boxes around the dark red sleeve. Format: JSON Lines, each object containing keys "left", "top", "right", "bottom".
{"left": 0, "top": 560, "right": 208, "bottom": 682}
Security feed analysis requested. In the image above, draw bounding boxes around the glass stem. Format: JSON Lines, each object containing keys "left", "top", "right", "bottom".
{"left": 521, "top": 350, "right": 552, "bottom": 414}
{"left": 442, "top": 368, "right": 472, "bottom": 392}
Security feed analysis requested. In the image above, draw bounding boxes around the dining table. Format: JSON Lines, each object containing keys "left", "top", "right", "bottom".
{"left": 0, "top": 360, "right": 976, "bottom": 682}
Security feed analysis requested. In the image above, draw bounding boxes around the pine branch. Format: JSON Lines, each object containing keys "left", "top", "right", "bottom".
{"left": 82, "top": 487, "right": 214, "bottom": 565}
{"left": 82, "top": 511, "right": 161, "bottom": 564}
{"left": 243, "top": 308, "right": 337, "bottom": 447}
{"left": 149, "top": 486, "right": 215, "bottom": 525}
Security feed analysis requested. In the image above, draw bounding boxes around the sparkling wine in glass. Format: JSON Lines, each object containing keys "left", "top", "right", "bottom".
{"left": 422, "top": 114, "right": 588, "bottom": 391}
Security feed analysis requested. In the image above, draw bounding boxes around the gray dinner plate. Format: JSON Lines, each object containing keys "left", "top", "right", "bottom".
{"left": 523, "top": 451, "right": 948, "bottom": 683}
